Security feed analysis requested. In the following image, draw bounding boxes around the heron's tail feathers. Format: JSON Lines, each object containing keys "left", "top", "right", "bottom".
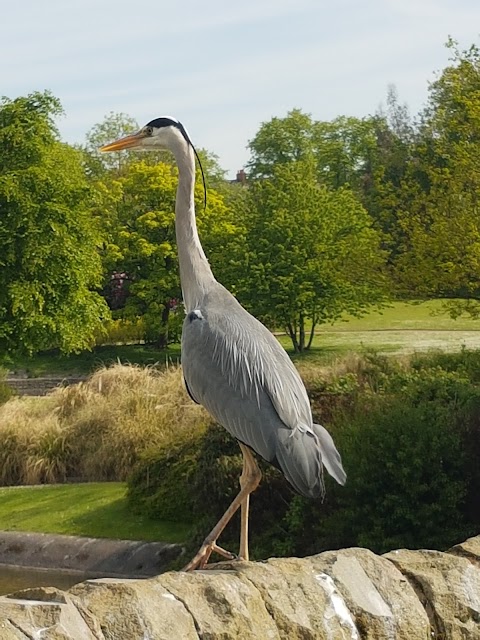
{"left": 273, "top": 423, "right": 346, "bottom": 499}
{"left": 312, "top": 423, "right": 347, "bottom": 486}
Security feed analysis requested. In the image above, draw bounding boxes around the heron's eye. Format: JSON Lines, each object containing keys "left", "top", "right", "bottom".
{"left": 144, "top": 126, "right": 153, "bottom": 136}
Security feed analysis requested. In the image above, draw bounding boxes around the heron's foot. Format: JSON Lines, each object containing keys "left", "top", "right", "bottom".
{"left": 182, "top": 542, "right": 239, "bottom": 572}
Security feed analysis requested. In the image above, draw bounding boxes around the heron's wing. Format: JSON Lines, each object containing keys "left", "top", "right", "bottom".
{"left": 182, "top": 288, "right": 346, "bottom": 496}
{"left": 181, "top": 293, "right": 313, "bottom": 460}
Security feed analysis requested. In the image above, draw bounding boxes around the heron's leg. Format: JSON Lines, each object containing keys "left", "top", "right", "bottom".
{"left": 183, "top": 443, "right": 261, "bottom": 571}
{"left": 239, "top": 444, "right": 259, "bottom": 560}
{"left": 239, "top": 493, "right": 250, "bottom": 560}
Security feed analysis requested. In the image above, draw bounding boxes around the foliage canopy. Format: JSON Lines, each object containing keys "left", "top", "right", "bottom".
{"left": 231, "top": 160, "right": 386, "bottom": 351}
{"left": 0, "top": 91, "right": 108, "bottom": 354}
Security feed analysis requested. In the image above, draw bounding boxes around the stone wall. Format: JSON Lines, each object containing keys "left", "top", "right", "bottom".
{"left": 0, "top": 535, "right": 479, "bottom": 639}
{"left": 6, "top": 377, "right": 86, "bottom": 397}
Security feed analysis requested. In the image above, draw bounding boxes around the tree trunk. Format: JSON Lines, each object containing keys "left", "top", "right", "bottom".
{"left": 298, "top": 313, "right": 305, "bottom": 352}
{"left": 286, "top": 322, "right": 300, "bottom": 353}
{"left": 307, "top": 314, "right": 317, "bottom": 350}
{"left": 155, "top": 305, "right": 170, "bottom": 349}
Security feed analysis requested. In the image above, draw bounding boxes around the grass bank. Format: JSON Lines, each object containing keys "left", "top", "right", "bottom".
{"left": 320, "top": 299, "right": 480, "bottom": 331}
{"left": 280, "top": 299, "right": 480, "bottom": 364}
{"left": 0, "top": 482, "right": 191, "bottom": 542}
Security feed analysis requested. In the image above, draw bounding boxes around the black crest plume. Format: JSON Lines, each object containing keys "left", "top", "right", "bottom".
{"left": 146, "top": 117, "right": 207, "bottom": 210}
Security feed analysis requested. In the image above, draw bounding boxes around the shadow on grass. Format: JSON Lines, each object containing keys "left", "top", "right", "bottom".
{"left": 64, "top": 497, "right": 192, "bottom": 544}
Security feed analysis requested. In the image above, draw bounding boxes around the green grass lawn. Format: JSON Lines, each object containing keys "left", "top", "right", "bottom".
{"left": 279, "top": 299, "right": 480, "bottom": 364}
{"left": 0, "top": 483, "right": 191, "bottom": 543}
{"left": 319, "top": 299, "right": 480, "bottom": 331}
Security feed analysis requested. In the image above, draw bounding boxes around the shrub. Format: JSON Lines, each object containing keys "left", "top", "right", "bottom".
{"left": 24, "top": 420, "right": 71, "bottom": 484}
{"left": 127, "top": 353, "right": 480, "bottom": 559}
{"left": 0, "top": 367, "right": 14, "bottom": 405}
{"left": 62, "top": 364, "right": 209, "bottom": 481}
{"left": 94, "top": 318, "right": 147, "bottom": 346}
{"left": 340, "top": 400, "right": 467, "bottom": 551}
{"left": 127, "top": 430, "right": 204, "bottom": 522}
{"left": 282, "top": 367, "right": 480, "bottom": 555}
{"left": 95, "top": 313, "right": 183, "bottom": 347}
{"left": 0, "top": 425, "right": 25, "bottom": 485}
{"left": 0, "top": 419, "right": 70, "bottom": 487}
{"left": 411, "top": 347, "right": 480, "bottom": 383}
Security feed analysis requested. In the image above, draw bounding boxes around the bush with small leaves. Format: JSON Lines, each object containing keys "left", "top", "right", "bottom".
{"left": 0, "top": 368, "right": 14, "bottom": 406}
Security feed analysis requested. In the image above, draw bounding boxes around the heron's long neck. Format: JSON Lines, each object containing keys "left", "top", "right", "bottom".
{"left": 172, "top": 140, "right": 215, "bottom": 312}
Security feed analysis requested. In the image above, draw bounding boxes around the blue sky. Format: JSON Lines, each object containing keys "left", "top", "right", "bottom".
{"left": 2, "top": 0, "right": 480, "bottom": 177}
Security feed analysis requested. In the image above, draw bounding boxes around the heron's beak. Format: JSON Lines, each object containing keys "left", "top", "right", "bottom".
{"left": 99, "top": 132, "right": 145, "bottom": 152}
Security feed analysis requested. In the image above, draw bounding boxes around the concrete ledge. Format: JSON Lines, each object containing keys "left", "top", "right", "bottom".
{"left": 0, "top": 531, "right": 182, "bottom": 577}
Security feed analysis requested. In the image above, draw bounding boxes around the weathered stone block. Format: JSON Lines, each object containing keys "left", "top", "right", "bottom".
{"left": 449, "top": 533, "right": 480, "bottom": 566}
{"left": 71, "top": 577, "right": 198, "bottom": 640}
{"left": 0, "top": 618, "right": 29, "bottom": 639}
{"left": 233, "top": 557, "right": 359, "bottom": 639}
{"left": 0, "top": 586, "right": 94, "bottom": 639}
{"left": 310, "top": 547, "right": 431, "bottom": 639}
{"left": 384, "top": 547, "right": 480, "bottom": 639}
{"left": 158, "top": 568, "right": 280, "bottom": 639}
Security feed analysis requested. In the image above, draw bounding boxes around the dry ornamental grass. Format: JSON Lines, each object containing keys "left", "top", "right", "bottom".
{"left": 0, "top": 364, "right": 210, "bottom": 485}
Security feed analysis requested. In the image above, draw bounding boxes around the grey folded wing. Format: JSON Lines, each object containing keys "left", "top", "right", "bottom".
{"left": 181, "top": 301, "right": 347, "bottom": 496}
{"left": 181, "top": 304, "right": 315, "bottom": 465}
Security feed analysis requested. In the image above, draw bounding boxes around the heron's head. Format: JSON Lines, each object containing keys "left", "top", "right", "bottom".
{"left": 100, "top": 116, "right": 192, "bottom": 153}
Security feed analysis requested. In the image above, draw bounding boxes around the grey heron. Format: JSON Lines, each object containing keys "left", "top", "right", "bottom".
{"left": 100, "top": 117, "right": 346, "bottom": 571}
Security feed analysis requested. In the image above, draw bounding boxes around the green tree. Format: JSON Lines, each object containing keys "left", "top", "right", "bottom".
{"left": 313, "top": 116, "right": 378, "bottom": 191}
{"left": 247, "top": 109, "right": 317, "bottom": 179}
{"left": 246, "top": 103, "right": 420, "bottom": 274}
{"left": 393, "top": 39, "right": 480, "bottom": 304}
{"left": 84, "top": 111, "right": 139, "bottom": 176}
{"left": 95, "top": 158, "right": 236, "bottom": 347}
{"left": 247, "top": 109, "right": 381, "bottom": 193}
{"left": 0, "top": 91, "right": 108, "bottom": 354}
{"left": 232, "top": 160, "right": 386, "bottom": 351}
